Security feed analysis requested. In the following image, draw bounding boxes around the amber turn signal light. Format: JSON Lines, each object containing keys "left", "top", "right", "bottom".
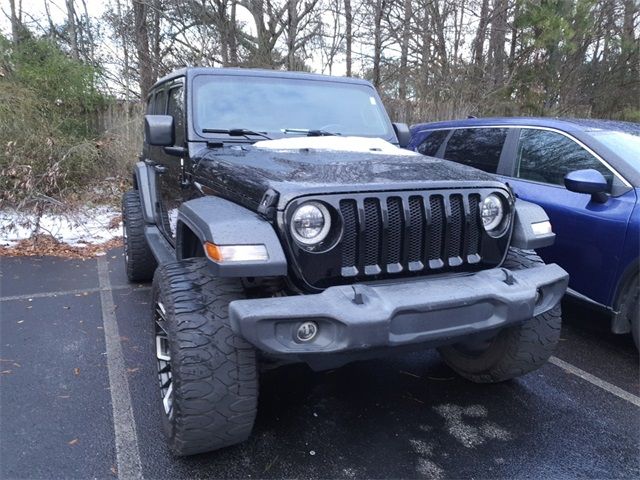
{"left": 204, "top": 242, "right": 269, "bottom": 263}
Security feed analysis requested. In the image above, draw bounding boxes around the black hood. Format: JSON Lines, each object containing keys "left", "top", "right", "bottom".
{"left": 192, "top": 144, "right": 504, "bottom": 211}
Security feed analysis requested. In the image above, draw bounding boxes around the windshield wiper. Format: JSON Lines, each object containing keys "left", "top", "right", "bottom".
{"left": 282, "top": 128, "right": 340, "bottom": 137}
{"left": 202, "top": 128, "right": 271, "bottom": 140}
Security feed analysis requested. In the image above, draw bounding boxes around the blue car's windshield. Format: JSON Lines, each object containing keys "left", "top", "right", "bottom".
{"left": 591, "top": 129, "right": 640, "bottom": 164}
{"left": 192, "top": 74, "right": 393, "bottom": 138}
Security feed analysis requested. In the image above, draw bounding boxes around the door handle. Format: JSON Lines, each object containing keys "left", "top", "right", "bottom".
{"left": 154, "top": 165, "right": 167, "bottom": 174}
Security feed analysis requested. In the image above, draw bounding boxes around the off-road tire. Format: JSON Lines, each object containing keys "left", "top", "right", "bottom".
{"left": 122, "top": 190, "right": 157, "bottom": 282}
{"left": 152, "top": 258, "right": 258, "bottom": 456}
{"left": 438, "top": 248, "right": 562, "bottom": 383}
{"left": 617, "top": 274, "right": 639, "bottom": 349}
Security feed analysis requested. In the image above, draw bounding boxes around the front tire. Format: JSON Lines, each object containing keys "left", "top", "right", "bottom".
{"left": 152, "top": 258, "right": 258, "bottom": 456}
{"left": 122, "top": 190, "right": 157, "bottom": 282}
{"left": 438, "top": 248, "right": 562, "bottom": 383}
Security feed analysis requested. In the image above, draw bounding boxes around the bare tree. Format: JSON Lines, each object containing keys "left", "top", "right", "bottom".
{"left": 65, "top": 0, "right": 79, "bottom": 59}
{"left": 371, "top": 0, "right": 386, "bottom": 87}
{"left": 472, "top": 0, "right": 490, "bottom": 68}
{"left": 397, "top": 0, "right": 412, "bottom": 119}
{"left": 133, "top": 0, "right": 155, "bottom": 99}
{"left": 488, "top": 0, "right": 508, "bottom": 88}
{"left": 345, "top": 0, "right": 353, "bottom": 76}
{"left": 284, "top": 0, "right": 321, "bottom": 70}
{"left": 9, "top": 0, "right": 23, "bottom": 45}
{"left": 237, "top": 0, "right": 288, "bottom": 67}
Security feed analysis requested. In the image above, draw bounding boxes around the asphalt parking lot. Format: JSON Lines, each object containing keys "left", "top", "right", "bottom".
{"left": 1, "top": 249, "right": 639, "bottom": 479}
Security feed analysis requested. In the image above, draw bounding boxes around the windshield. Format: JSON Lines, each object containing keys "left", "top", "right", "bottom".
{"left": 591, "top": 129, "right": 640, "bottom": 164}
{"left": 192, "top": 74, "right": 393, "bottom": 139}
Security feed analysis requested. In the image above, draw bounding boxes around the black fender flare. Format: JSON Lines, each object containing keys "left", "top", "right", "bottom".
{"left": 176, "top": 196, "right": 287, "bottom": 277}
{"left": 133, "top": 161, "right": 156, "bottom": 224}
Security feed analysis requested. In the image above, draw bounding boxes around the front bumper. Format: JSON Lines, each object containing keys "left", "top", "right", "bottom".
{"left": 229, "top": 264, "right": 568, "bottom": 355}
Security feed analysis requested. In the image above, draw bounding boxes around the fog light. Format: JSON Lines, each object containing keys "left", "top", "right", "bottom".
{"left": 296, "top": 321, "right": 318, "bottom": 342}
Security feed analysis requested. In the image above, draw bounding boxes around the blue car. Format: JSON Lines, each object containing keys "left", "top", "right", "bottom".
{"left": 409, "top": 117, "right": 640, "bottom": 345}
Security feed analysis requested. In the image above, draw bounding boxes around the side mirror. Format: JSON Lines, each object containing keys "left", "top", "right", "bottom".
{"left": 392, "top": 122, "right": 411, "bottom": 148}
{"left": 564, "top": 169, "right": 608, "bottom": 203}
{"left": 144, "top": 115, "right": 174, "bottom": 146}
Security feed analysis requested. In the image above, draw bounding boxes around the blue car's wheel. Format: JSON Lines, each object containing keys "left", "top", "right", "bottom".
{"left": 617, "top": 274, "right": 639, "bottom": 350}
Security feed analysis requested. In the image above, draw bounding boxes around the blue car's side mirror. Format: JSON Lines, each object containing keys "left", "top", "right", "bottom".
{"left": 564, "top": 169, "right": 609, "bottom": 203}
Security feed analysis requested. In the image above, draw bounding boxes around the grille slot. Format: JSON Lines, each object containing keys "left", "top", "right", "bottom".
{"left": 448, "top": 194, "right": 463, "bottom": 259}
{"left": 468, "top": 194, "right": 481, "bottom": 257}
{"left": 363, "top": 198, "right": 381, "bottom": 266}
{"left": 428, "top": 195, "right": 444, "bottom": 261}
{"left": 408, "top": 196, "right": 424, "bottom": 263}
{"left": 386, "top": 197, "right": 403, "bottom": 265}
{"left": 339, "top": 200, "right": 358, "bottom": 268}
{"left": 339, "top": 191, "right": 485, "bottom": 277}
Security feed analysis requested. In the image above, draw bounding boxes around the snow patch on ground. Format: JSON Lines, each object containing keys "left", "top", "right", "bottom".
{"left": 253, "top": 136, "right": 419, "bottom": 156}
{"left": 0, "top": 206, "right": 122, "bottom": 247}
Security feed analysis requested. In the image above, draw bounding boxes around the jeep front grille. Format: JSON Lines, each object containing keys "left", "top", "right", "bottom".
{"left": 284, "top": 188, "right": 511, "bottom": 290}
{"left": 338, "top": 192, "right": 482, "bottom": 277}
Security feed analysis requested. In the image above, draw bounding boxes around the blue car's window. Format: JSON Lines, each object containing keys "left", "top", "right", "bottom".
{"left": 417, "top": 129, "right": 449, "bottom": 156}
{"left": 192, "top": 75, "right": 392, "bottom": 138}
{"left": 443, "top": 128, "right": 507, "bottom": 173}
{"left": 590, "top": 131, "right": 640, "bottom": 165}
{"left": 515, "top": 129, "right": 613, "bottom": 188}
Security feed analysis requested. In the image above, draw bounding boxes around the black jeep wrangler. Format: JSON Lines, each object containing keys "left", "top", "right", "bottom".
{"left": 122, "top": 67, "right": 568, "bottom": 456}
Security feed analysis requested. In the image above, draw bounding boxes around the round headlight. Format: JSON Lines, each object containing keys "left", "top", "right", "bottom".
{"left": 291, "top": 202, "right": 331, "bottom": 246}
{"left": 481, "top": 194, "right": 505, "bottom": 233}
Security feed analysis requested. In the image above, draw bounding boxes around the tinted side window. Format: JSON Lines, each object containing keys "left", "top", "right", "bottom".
{"left": 168, "top": 86, "right": 185, "bottom": 145}
{"left": 515, "top": 129, "right": 613, "bottom": 188}
{"left": 154, "top": 90, "right": 167, "bottom": 115}
{"left": 417, "top": 129, "right": 449, "bottom": 156}
{"left": 443, "top": 128, "right": 507, "bottom": 173}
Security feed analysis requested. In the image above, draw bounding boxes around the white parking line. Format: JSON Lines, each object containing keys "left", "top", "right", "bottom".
{"left": 549, "top": 356, "right": 640, "bottom": 407}
{"left": 0, "top": 285, "right": 150, "bottom": 302}
{"left": 97, "top": 256, "right": 144, "bottom": 480}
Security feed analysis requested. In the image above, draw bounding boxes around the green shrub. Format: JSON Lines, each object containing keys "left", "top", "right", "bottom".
{"left": 0, "top": 34, "right": 115, "bottom": 209}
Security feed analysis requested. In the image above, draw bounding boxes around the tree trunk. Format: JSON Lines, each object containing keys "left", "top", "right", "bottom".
{"left": 229, "top": 0, "right": 239, "bottom": 65}
{"left": 115, "top": 0, "right": 131, "bottom": 103}
{"left": 622, "top": 0, "right": 639, "bottom": 76}
{"left": 453, "top": 0, "right": 466, "bottom": 63}
{"left": 488, "top": 0, "right": 508, "bottom": 88}
{"left": 509, "top": 0, "right": 518, "bottom": 73}
{"left": 472, "top": 0, "right": 490, "bottom": 68}
{"left": 398, "top": 0, "right": 412, "bottom": 120}
{"left": 133, "top": 0, "right": 154, "bottom": 99}
{"left": 9, "top": 0, "right": 22, "bottom": 45}
{"left": 80, "top": 0, "right": 96, "bottom": 64}
{"left": 345, "top": 0, "right": 352, "bottom": 76}
{"left": 287, "top": 0, "right": 299, "bottom": 70}
{"left": 66, "top": 0, "right": 79, "bottom": 59}
{"left": 372, "top": 0, "right": 385, "bottom": 88}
